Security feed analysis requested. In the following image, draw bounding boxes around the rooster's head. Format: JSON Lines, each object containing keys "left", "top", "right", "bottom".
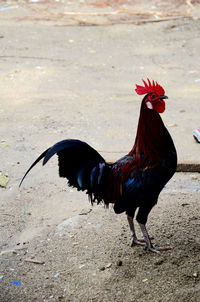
{"left": 135, "top": 79, "right": 167, "bottom": 113}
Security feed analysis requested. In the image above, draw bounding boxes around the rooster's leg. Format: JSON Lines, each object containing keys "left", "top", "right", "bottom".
{"left": 139, "top": 223, "right": 173, "bottom": 253}
{"left": 127, "top": 215, "right": 146, "bottom": 246}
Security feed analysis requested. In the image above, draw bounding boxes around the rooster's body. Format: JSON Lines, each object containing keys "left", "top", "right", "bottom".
{"left": 20, "top": 79, "right": 177, "bottom": 253}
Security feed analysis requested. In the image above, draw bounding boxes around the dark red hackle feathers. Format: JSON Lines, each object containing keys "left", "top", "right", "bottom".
{"left": 118, "top": 80, "right": 167, "bottom": 183}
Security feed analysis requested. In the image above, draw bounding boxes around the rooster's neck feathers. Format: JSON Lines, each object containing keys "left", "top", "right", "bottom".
{"left": 128, "top": 98, "right": 170, "bottom": 167}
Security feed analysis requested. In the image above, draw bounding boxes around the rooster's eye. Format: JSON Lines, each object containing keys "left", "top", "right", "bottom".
{"left": 151, "top": 94, "right": 156, "bottom": 99}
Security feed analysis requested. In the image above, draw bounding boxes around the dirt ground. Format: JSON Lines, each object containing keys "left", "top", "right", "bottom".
{"left": 0, "top": 1, "right": 200, "bottom": 301}
{"left": 0, "top": 173, "right": 200, "bottom": 302}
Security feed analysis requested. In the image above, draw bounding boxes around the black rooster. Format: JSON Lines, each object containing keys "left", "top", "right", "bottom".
{"left": 20, "top": 79, "right": 177, "bottom": 253}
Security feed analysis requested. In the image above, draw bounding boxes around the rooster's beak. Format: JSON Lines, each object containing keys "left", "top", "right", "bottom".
{"left": 160, "top": 95, "right": 168, "bottom": 100}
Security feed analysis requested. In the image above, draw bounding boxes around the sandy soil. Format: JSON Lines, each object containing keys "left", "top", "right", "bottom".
{"left": 0, "top": 1, "right": 200, "bottom": 301}
{"left": 0, "top": 173, "right": 200, "bottom": 302}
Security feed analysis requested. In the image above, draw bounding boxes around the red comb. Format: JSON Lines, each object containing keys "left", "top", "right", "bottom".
{"left": 135, "top": 78, "right": 165, "bottom": 96}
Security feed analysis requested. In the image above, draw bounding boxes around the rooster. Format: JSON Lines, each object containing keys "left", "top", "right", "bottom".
{"left": 20, "top": 79, "right": 177, "bottom": 253}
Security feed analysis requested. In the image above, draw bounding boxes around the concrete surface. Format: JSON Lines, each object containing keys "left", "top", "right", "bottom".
{"left": 0, "top": 2, "right": 200, "bottom": 169}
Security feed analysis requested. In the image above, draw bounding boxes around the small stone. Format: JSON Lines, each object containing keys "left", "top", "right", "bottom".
{"left": 116, "top": 260, "right": 123, "bottom": 266}
{"left": 193, "top": 272, "right": 198, "bottom": 278}
{"left": 105, "top": 263, "right": 112, "bottom": 268}
{"left": 0, "top": 173, "right": 9, "bottom": 188}
{"left": 54, "top": 272, "right": 60, "bottom": 278}
{"left": 181, "top": 203, "right": 189, "bottom": 207}
{"left": 154, "top": 259, "right": 164, "bottom": 266}
{"left": 142, "top": 278, "right": 148, "bottom": 282}
{"left": 99, "top": 266, "right": 105, "bottom": 271}
{"left": 190, "top": 174, "right": 198, "bottom": 180}
{"left": 168, "top": 123, "right": 178, "bottom": 127}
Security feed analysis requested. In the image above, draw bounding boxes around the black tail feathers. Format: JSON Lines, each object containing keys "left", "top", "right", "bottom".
{"left": 19, "top": 148, "right": 50, "bottom": 187}
{"left": 20, "top": 139, "right": 110, "bottom": 203}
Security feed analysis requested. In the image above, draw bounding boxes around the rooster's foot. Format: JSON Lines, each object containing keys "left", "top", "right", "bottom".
{"left": 146, "top": 244, "right": 173, "bottom": 253}
{"left": 131, "top": 237, "right": 146, "bottom": 247}
{"left": 139, "top": 223, "right": 172, "bottom": 253}
{"left": 131, "top": 236, "right": 154, "bottom": 247}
